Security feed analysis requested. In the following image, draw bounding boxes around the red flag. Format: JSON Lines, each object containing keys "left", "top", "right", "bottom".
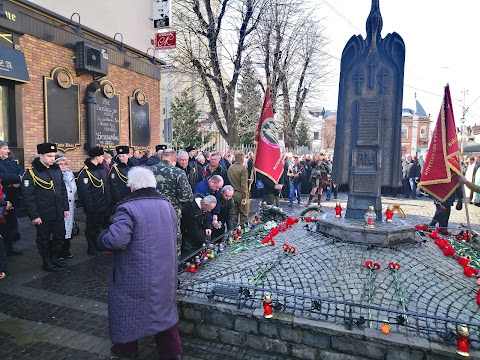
{"left": 418, "top": 85, "right": 461, "bottom": 201}
{"left": 254, "top": 86, "right": 283, "bottom": 183}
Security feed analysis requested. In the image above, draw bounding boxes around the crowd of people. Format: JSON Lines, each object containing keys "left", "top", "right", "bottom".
{"left": 3, "top": 137, "right": 480, "bottom": 358}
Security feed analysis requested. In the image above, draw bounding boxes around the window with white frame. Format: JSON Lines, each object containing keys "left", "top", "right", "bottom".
{"left": 401, "top": 125, "right": 408, "bottom": 139}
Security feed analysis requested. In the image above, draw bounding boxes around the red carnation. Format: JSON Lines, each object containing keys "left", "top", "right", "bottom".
{"left": 464, "top": 267, "right": 474, "bottom": 278}
{"left": 203, "top": 170, "right": 208, "bottom": 175}
{"left": 289, "top": 246, "right": 296, "bottom": 254}
{"left": 443, "top": 246, "right": 455, "bottom": 257}
{"left": 270, "top": 239, "right": 275, "bottom": 246}
{"left": 262, "top": 236, "right": 271, "bottom": 244}
{"left": 365, "top": 260, "right": 373, "bottom": 268}
{"left": 457, "top": 257, "right": 470, "bottom": 268}
{"left": 373, "top": 262, "right": 381, "bottom": 269}
{"left": 305, "top": 217, "right": 311, "bottom": 223}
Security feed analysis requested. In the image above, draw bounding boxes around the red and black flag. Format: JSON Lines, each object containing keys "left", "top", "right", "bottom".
{"left": 253, "top": 86, "right": 283, "bottom": 183}
{"left": 418, "top": 84, "right": 462, "bottom": 201}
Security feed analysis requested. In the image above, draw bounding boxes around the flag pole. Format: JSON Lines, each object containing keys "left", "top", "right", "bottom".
{"left": 457, "top": 155, "right": 473, "bottom": 239}
{"left": 249, "top": 78, "right": 272, "bottom": 192}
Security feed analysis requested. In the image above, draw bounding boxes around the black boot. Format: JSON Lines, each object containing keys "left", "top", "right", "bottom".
{"left": 51, "top": 258, "right": 67, "bottom": 268}
{"left": 61, "top": 239, "right": 73, "bottom": 259}
{"left": 42, "top": 258, "right": 60, "bottom": 272}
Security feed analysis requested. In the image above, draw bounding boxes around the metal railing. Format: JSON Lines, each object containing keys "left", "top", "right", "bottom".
{"left": 178, "top": 276, "right": 480, "bottom": 349}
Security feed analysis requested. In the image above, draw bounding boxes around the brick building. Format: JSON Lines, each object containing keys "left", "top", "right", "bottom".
{"left": 401, "top": 100, "right": 432, "bottom": 157}
{"left": 0, "top": 0, "right": 162, "bottom": 170}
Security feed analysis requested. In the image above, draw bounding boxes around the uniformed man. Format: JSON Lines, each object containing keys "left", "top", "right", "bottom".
{"left": 227, "top": 151, "right": 250, "bottom": 224}
{"left": 148, "top": 149, "right": 193, "bottom": 252}
{"left": 21, "top": 143, "right": 69, "bottom": 272}
{"left": 109, "top": 145, "right": 132, "bottom": 207}
{"left": 186, "top": 145, "right": 197, "bottom": 169}
{"left": 77, "top": 146, "right": 110, "bottom": 256}
{"left": 0, "top": 140, "right": 24, "bottom": 256}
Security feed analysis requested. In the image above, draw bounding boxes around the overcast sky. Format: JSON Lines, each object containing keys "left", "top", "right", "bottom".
{"left": 315, "top": 0, "right": 480, "bottom": 127}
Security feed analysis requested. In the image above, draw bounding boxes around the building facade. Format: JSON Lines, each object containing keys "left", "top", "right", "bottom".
{"left": 401, "top": 100, "right": 431, "bottom": 157}
{"left": 0, "top": 0, "right": 162, "bottom": 170}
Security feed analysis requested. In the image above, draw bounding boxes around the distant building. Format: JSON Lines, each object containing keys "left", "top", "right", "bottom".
{"left": 401, "top": 100, "right": 431, "bottom": 157}
{"left": 304, "top": 107, "right": 337, "bottom": 152}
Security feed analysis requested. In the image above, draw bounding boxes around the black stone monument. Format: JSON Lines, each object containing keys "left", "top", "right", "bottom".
{"left": 85, "top": 80, "right": 121, "bottom": 149}
{"left": 44, "top": 67, "right": 80, "bottom": 152}
{"left": 129, "top": 89, "right": 151, "bottom": 148}
{"left": 332, "top": 0, "right": 405, "bottom": 220}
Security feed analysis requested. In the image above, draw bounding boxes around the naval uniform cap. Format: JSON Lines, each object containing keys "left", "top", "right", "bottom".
{"left": 37, "top": 142, "right": 57, "bottom": 154}
{"left": 116, "top": 146, "right": 130, "bottom": 154}
{"left": 87, "top": 146, "right": 105, "bottom": 157}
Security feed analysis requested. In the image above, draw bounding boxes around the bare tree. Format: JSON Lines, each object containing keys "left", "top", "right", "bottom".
{"left": 323, "top": 119, "right": 336, "bottom": 150}
{"left": 173, "top": 0, "right": 267, "bottom": 147}
{"left": 256, "top": 0, "right": 331, "bottom": 148}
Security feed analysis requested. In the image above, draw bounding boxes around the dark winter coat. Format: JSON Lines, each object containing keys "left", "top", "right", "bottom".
{"left": 181, "top": 193, "right": 211, "bottom": 251}
{"left": 77, "top": 159, "right": 110, "bottom": 214}
{"left": 97, "top": 187, "right": 178, "bottom": 343}
{"left": 0, "top": 185, "right": 8, "bottom": 273}
{"left": 257, "top": 172, "right": 283, "bottom": 197}
{"left": 109, "top": 162, "right": 131, "bottom": 207}
{"left": 21, "top": 158, "right": 68, "bottom": 221}
{"left": 0, "top": 155, "right": 22, "bottom": 203}
{"left": 193, "top": 178, "right": 220, "bottom": 217}
{"left": 408, "top": 160, "right": 421, "bottom": 179}
{"left": 144, "top": 156, "right": 160, "bottom": 166}
{"left": 218, "top": 197, "right": 234, "bottom": 231}
{"left": 203, "top": 164, "right": 229, "bottom": 185}
{"left": 176, "top": 162, "right": 198, "bottom": 189}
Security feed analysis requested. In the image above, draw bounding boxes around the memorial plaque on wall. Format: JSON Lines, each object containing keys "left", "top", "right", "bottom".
{"left": 93, "top": 80, "right": 120, "bottom": 147}
{"left": 129, "top": 89, "right": 150, "bottom": 148}
{"left": 44, "top": 67, "right": 80, "bottom": 151}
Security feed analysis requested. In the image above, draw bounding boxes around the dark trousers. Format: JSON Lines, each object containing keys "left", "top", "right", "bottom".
{"left": 86, "top": 212, "right": 107, "bottom": 251}
{"left": 401, "top": 178, "right": 410, "bottom": 198}
{"left": 430, "top": 204, "right": 451, "bottom": 229}
{"left": 1, "top": 209, "right": 19, "bottom": 252}
{"left": 113, "top": 324, "right": 182, "bottom": 360}
{"left": 35, "top": 219, "right": 65, "bottom": 259}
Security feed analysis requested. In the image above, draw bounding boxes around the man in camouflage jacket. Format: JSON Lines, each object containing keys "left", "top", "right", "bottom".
{"left": 148, "top": 149, "right": 193, "bottom": 253}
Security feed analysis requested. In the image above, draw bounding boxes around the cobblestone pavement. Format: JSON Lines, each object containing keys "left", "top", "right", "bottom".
{"left": 0, "top": 192, "right": 479, "bottom": 359}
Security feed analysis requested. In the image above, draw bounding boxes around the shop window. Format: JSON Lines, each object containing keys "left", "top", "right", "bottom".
{"left": 0, "top": 83, "right": 9, "bottom": 141}
{"left": 0, "top": 80, "right": 17, "bottom": 146}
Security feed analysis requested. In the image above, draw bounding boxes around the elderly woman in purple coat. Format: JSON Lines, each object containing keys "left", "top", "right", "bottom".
{"left": 97, "top": 167, "right": 182, "bottom": 360}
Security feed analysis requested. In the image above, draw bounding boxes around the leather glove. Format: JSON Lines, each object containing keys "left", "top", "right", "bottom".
{"left": 456, "top": 202, "right": 463, "bottom": 211}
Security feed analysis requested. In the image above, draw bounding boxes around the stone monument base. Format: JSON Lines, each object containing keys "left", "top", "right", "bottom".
{"left": 315, "top": 213, "right": 416, "bottom": 246}
{"left": 345, "top": 194, "right": 382, "bottom": 220}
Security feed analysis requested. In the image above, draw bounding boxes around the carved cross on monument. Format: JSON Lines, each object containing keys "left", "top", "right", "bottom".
{"left": 332, "top": 0, "right": 405, "bottom": 220}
